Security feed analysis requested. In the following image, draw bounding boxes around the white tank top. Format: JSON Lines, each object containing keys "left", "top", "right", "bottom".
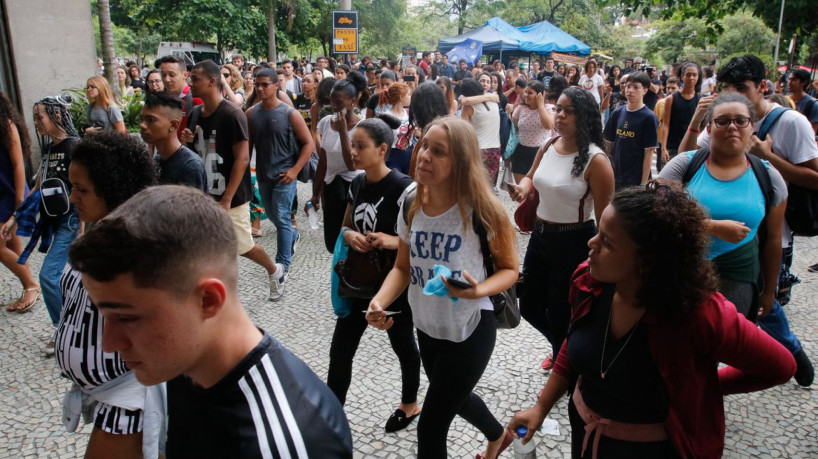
{"left": 533, "top": 143, "right": 605, "bottom": 223}
{"left": 469, "top": 101, "right": 501, "bottom": 149}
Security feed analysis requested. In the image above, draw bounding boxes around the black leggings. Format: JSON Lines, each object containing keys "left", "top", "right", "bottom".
{"left": 327, "top": 294, "right": 420, "bottom": 405}
{"left": 321, "top": 176, "right": 353, "bottom": 253}
{"left": 416, "top": 311, "right": 504, "bottom": 458}
{"left": 520, "top": 224, "right": 596, "bottom": 355}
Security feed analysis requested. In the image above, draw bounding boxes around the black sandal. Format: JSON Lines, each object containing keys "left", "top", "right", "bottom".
{"left": 384, "top": 409, "right": 420, "bottom": 433}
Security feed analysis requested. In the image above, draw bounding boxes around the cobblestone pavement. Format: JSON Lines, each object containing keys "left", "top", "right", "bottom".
{"left": 1, "top": 182, "right": 816, "bottom": 458}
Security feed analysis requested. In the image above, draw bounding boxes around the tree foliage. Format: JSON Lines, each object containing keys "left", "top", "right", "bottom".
{"left": 716, "top": 12, "right": 775, "bottom": 60}
{"left": 645, "top": 18, "right": 711, "bottom": 64}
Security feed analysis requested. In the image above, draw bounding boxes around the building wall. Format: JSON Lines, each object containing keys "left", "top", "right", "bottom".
{"left": 4, "top": 0, "right": 96, "bottom": 158}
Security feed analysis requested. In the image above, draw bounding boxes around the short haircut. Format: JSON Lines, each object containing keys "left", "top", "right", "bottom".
{"left": 460, "top": 78, "right": 484, "bottom": 97}
{"left": 791, "top": 69, "right": 811, "bottom": 90}
{"left": 628, "top": 71, "right": 651, "bottom": 88}
{"left": 70, "top": 131, "right": 158, "bottom": 211}
{"left": 526, "top": 80, "right": 545, "bottom": 93}
{"left": 256, "top": 68, "right": 279, "bottom": 83}
{"left": 192, "top": 60, "right": 221, "bottom": 87}
{"left": 282, "top": 59, "right": 293, "bottom": 66}
{"left": 157, "top": 55, "right": 186, "bottom": 73}
{"left": 69, "top": 185, "right": 238, "bottom": 295}
{"left": 144, "top": 91, "right": 183, "bottom": 116}
{"left": 666, "top": 77, "right": 680, "bottom": 85}
{"left": 545, "top": 58, "right": 555, "bottom": 64}
{"left": 718, "top": 55, "right": 765, "bottom": 87}
{"left": 515, "top": 77, "right": 527, "bottom": 88}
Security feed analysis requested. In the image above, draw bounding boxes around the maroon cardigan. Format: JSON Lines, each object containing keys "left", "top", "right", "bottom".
{"left": 553, "top": 261, "right": 796, "bottom": 459}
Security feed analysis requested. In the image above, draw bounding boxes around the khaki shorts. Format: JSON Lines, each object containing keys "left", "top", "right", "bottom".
{"left": 228, "top": 202, "right": 255, "bottom": 255}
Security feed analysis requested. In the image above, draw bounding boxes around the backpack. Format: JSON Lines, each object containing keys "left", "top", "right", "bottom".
{"left": 756, "top": 106, "right": 818, "bottom": 236}
{"left": 281, "top": 106, "right": 319, "bottom": 183}
{"left": 682, "top": 147, "right": 774, "bottom": 246}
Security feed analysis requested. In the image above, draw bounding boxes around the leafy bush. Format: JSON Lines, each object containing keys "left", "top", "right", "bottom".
{"left": 62, "top": 87, "right": 144, "bottom": 133}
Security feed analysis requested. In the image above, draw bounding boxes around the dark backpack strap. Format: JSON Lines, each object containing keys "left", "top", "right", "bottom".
{"left": 681, "top": 147, "right": 710, "bottom": 186}
{"left": 184, "top": 91, "right": 194, "bottom": 118}
{"left": 187, "top": 104, "right": 202, "bottom": 133}
{"left": 755, "top": 106, "right": 789, "bottom": 141}
{"left": 472, "top": 213, "right": 495, "bottom": 277}
{"left": 746, "top": 153, "right": 774, "bottom": 212}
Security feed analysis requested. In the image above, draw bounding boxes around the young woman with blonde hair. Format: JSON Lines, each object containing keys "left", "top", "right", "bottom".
{"left": 368, "top": 116, "right": 518, "bottom": 458}
{"left": 84, "top": 76, "right": 126, "bottom": 134}
{"left": 220, "top": 63, "right": 245, "bottom": 105}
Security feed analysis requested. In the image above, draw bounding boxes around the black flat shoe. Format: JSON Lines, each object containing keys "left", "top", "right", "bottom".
{"left": 384, "top": 409, "right": 420, "bottom": 432}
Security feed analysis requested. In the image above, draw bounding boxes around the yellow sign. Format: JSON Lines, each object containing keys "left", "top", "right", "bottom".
{"left": 334, "top": 29, "right": 358, "bottom": 53}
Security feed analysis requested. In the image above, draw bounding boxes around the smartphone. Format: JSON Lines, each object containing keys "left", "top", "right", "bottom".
{"left": 446, "top": 277, "right": 473, "bottom": 289}
{"left": 362, "top": 310, "right": 401, "bottom": 316}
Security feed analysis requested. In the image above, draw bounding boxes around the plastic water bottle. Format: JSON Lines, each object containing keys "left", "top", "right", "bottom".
{"left": 513, "top": 426, "right": 536, "bottom": 459}
{"left": 306, "top": 202, "right": 320, "bottom": 230}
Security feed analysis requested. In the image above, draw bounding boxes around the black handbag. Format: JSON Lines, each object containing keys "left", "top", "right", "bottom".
{"left": 333, "top": 249, "right": 396, "bottom": 299}
{"left": 473, "top": 213, "right": 521, "bottom": 329}
{"left": 39, "top": 149, "right": 71, "bottom": 218}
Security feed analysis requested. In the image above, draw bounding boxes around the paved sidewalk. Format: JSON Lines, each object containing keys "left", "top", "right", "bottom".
{"left": 1, "top": 182, "right": 816, "bottom": 458}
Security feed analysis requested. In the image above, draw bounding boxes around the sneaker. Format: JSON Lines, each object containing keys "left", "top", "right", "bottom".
{"left": 794, "top": 349, "right": 814, "bottom": 388}
{"left": 269, "top": 263, "right": 286, "bottom": 301}
{"left": 44, "top": 340, "right": 55, "bottom": 357}
{"left": 808, "top": 263, "right": 818, "bottom": 273}
{"left": 291, "top": 231, "right": 301, "bottom": 257}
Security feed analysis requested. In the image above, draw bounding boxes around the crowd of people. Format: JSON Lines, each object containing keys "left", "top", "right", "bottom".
{"left": 1, "top": 48, "right": 817, "bottom": 458}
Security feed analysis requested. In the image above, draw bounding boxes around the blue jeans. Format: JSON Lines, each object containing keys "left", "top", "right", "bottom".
{"left": 759, "top": 300, "right": 802, "bottom": 355}
{"left": 41, "top": 211, "right": 80, "bottom": 327}
{"left": 258, "top": 180, "right": 297, "bottom": 271}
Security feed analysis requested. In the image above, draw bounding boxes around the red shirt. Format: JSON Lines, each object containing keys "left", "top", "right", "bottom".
{"left": 177, "top": 85, "right": 204, "bottom": 142}
{"left": 554, "top": 261, "right": 796, "bottom": 459}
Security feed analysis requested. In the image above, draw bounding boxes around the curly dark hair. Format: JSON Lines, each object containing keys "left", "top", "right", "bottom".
{"left": 0, "top": 91, "right": 31, "bottom": 160}
{"left": 316, "top": 77, "right": 337, "bottom": 106}
{"left": 561, "top": 87, "right": 603, "bottom": 177}
{"left": 71, "top": 131, "right": 157, "bottom": 211}
{"left": 716, "top": 54, "right": 766, "bottom": 87}
{"left": 612, "top": 182, "right": 718, "bottom": 317}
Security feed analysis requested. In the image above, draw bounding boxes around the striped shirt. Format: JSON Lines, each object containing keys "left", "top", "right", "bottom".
{"left": 55, "top": 267, "right": 143, "bottom": 434}
{"left": 166, "top": 333, "right": 352, "bottom": 458}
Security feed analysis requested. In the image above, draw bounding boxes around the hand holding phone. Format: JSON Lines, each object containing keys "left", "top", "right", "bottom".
{"left": 446, "top": 277, "right": 473, "bottom": 290}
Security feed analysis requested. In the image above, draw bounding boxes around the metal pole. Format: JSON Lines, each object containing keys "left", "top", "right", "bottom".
{"left": 341, "top": 0, "right": 351, "bottom": 10}
{"left": 772, "top": 0, "right": 786, "bottom": 67}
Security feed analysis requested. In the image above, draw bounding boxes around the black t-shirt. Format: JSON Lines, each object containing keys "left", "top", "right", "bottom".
{"left": 294, "top": 94, "right": 313, "bottom": 129}
{"left": 366, "top": 93, "right": 382, "bottom": 112}
{"left": 167, "top": 333, "right": 353, "bottom": 458}
{"left": 603, "top": 105, "right": 658, "bottom": 188}
{"left": 643, "top": 79, "right": 662, "bottom": 111}
{"left": 189, "top": 100, "right": 252, "bottom": 208}
{"left": 130, "top": 78, "right": 146, "bottom": 91}
{"left": 453, "top": 69, "right": 471, "bottom": 82}
{"left": 567, "top": 286, "right": 668, "bottom": 423}
{"left": 347, "top": 170, "right": 415, "bottom": 236}
{"left": 156, "top": 145, "right": 207, "bottom": 193}
{"left": 538, "top": 70, "right": 556, "bottom": 90}
{"left": 44, "top": 137, "right": 79, "bottom": 191}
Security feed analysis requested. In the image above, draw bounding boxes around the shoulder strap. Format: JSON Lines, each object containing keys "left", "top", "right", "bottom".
{"left": 184, "top": 91, "right": 193, "bottom": 117}
{"left": 285, "top": 106, "right": 301, "bottom": 153}
{"left": 682, "top": 147, "right": 710, "bottom": 186}
{"left": 746, "top": 153, "right": 773, "bottom": 212}
{"left": 755, "top": 106, "right": 789, "bottom": 141}
{"left": 187, "top": 104, "right": 202, "bottom": 133}
{"left": 472, "top": 212, "right": 495, "bottom": 276}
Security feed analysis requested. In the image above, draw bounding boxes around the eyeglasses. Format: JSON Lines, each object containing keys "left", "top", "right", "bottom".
{"left": 712, "top": 116, "right": 751, "bottom": 129}
{"left": 148, "top": 80, "right": 162, "bottom": 86}
{"left": 554, "top": 105, "right": 576, "bottom": 115}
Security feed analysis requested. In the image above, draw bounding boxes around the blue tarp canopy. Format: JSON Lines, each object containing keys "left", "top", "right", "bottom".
{"left": 437, "top": 24, "right": 519, "bottom": 53}
{"left": 486, "top": 17, "right": 591, "bottom": 56}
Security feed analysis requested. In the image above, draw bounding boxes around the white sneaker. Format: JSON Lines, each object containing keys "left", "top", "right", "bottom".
{"left": 269, "top": 263, "right": 287, "bottom": 301}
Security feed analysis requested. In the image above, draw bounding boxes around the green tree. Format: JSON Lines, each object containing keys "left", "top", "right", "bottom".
{"left": 645, "top": 18, "right": 710, "bottom": 64}
{"left": 716, "top": 12, "right": 775, "bottom": 60}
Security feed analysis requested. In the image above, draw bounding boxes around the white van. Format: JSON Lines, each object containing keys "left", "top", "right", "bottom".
{"left": 157, "top": 41, "right": 221, "bottom": 65}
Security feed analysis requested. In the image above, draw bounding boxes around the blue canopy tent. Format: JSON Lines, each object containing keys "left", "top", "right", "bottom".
{"left": 437, "top": 24, "right": 519, "bottom": 54}
{"left": 485, "top": 17, "right": 591, "bottom": 56}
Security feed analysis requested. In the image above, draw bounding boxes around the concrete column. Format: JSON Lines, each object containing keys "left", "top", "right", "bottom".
{"left": 5, "top": 0, "right": 96, "bottom": 159}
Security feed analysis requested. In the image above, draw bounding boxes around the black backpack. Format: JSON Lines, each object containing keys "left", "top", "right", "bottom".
{"left": 682, "top": 147, "right": 774, "bottom": 246}
{"left": 756, "top": 106, "right": 818, "bottom": 236}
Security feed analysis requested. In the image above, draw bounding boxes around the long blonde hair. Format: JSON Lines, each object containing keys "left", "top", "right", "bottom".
{"left": 409, "top": 116, "right": 516, "bottom": 254}
{"left": 221, "top": 64, "right": 243, "bottom": 92}
{"left": 86, "top": 76, "right": 115, "bottom": 108}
